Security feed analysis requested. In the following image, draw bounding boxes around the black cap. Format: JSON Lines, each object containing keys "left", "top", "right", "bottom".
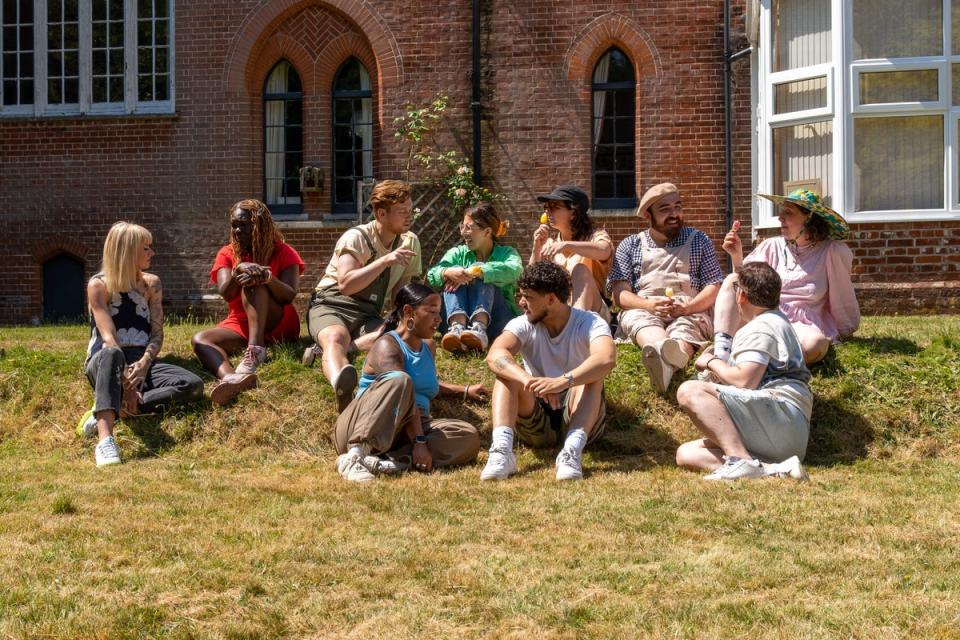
{"left": 536, "top": 185, "right": 590, "bottom": 214}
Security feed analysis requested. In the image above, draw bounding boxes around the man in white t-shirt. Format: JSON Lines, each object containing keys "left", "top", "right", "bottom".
{"left": 675, "top": 262, "right": 813, "bottom": 481}
{"left": 482, "top": 261, "right": 616, "bottom": 481}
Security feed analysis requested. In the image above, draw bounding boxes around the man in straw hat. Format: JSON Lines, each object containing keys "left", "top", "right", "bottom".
{"left": 607, "top": 183, "right": 724, "bottom": 393}
{"left": 675, "top": 262, "right": 810, "bottom": 481}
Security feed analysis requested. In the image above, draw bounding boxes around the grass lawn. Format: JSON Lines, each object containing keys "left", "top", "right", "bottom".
{"left": 1, "top": 316, "right": 959, "bottom": 638}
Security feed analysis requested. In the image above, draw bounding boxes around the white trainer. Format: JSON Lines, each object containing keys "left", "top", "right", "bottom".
{"left": 555, "top": 448, "right": 583, "bottom": 481}
{"left": 363, "top": 455, "right": 408, "bottom": 476}
{"left": 641, "top": 343, "right": 674, "bottom": 394}
{"left": 440, "top": 322, "right": 466, "bottom": 353}
{"left": 766, "top": 455, "right": 810, "bottom": 481}
{"left": 336, "top": 452, "right": 376, "bottom": 483}
{"left": 480, "top": 446, "right": 517, "bottom": 481}
{"left": 77, "top": 408, "right": 97, "bottom": 438}
{"left": 235, "top": 345, "right": 267, "bottom": 375}
{"left": 704, "top": 456, "right": 765, "bottom": 481}
{"left": 95, "top": 436, "right": 122, "bottom": 467}
{"left": 460, "top": 322, "right": 489, "bottom": 352}
{"left": 660, "top": 338, "right": 690, "bottom": 369}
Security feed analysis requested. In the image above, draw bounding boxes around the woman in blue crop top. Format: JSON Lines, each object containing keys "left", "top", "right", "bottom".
{"left": 333, "top": 283, "right": 487, "bottom": 482}
{"left": 79, "top": 222, "right": 203, "bottom": 467}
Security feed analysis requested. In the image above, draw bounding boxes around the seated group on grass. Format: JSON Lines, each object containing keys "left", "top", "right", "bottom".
{"left": 79, "top": 179, "right": 860, "bottom": 485}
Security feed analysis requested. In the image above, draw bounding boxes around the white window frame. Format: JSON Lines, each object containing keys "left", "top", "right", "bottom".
{"left": 754, "top": 0, "right": 960, "bottom": 227}
{"left": 0, "top": 0, "right": 174, "bottom": 118}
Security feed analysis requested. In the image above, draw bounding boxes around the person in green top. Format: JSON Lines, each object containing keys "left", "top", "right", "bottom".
{"left": 427, "top": 202, "right": 523, "bottom": 353}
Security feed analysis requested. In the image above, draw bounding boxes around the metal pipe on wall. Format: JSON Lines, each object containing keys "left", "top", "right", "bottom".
{"left": 471, "top": 0, "right": 483, "bottom": 186}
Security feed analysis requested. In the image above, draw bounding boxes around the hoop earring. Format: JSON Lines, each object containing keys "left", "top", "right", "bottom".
{"left": 405, "top": 318, "right": 415, "bottom": 332}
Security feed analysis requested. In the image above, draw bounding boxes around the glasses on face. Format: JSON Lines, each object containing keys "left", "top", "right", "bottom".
{"left": 543, "top": 201, "right": 570, "bottom": 212}
{"left": 459, "top": 223, "right": 481, "bottom": 233}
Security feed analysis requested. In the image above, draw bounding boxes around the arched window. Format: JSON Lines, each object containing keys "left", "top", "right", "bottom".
{"left": 332, "top": 57, "right": 373, "bottom": 215}
{"left": 592, "top": 47, "right": 636, "bottom": 209}
{"left": 263, "top": 60, "right": 303, "bottom": 216}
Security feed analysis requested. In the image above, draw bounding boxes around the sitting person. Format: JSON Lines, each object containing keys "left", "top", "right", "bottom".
{"left": 191, "top": 199, "right": 304, "bottom": 405}
{"left": 427, "top": 202, "right": 523, "bottom": 353}
{"left": 333, "top": 283, "right": 486, "bottom": 483}
{"left": 675, "top": 262, "right": 811, "bottom": 481}
{"left": 304, "top": 180, "right": 421, "bottom": 411}
{"left": 79, "top": 222, "right": 203, "bottom": 466}
{"left": 721, "top": 189, "right": 859, "bottom": 364}
{"left": 607, "top": 183, "right": 723, "bottom": 394}
{"left": 482, "top": 261, "right": 616, "bottom": 482}
{"left": 530, "top": 185, "right": 614, "bottom": 320}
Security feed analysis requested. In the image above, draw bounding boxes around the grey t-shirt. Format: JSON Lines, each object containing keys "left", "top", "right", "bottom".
{"left": 504, "top": 308, "right": 612, "bottom": 378}
{"left": 731, "top": 309, "right": 813, "bottom": 417}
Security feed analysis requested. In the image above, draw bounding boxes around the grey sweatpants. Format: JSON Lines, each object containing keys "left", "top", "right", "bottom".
{"left": 85, "top": 346, "right": 204, "bottom": 417}
{"left": 333, "top": 371, "right": 480, "bottom": 468}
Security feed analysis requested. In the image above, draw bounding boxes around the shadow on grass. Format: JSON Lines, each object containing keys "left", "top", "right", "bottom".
{"left": 805, "top": 395, "right": 875, "bottom": 466}
{"left": 844, "top": 335, "right": 921, "bottom": 356}
{"left": 124, "top": 414, "right": 178, "bottom": 458}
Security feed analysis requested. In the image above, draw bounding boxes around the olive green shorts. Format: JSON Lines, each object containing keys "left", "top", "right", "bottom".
{"left": 307, "top": 290, "right": 384, "bottom": 341}
{"left": 515, "top": 389, "right": 607, "bottom": 449}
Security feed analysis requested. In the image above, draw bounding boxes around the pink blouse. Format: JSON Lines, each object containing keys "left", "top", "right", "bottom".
{"left": 744, "top": 236, "right": 860, "bottom": 342}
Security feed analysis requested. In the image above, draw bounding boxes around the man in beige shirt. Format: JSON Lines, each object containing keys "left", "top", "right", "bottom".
{"left": 304, "top": 180, "right": 422, "bottom": 411}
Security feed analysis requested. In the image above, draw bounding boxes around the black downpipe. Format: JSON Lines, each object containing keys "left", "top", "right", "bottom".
{"left": 723, "top": 0, "right": 752, "bottom": 267}
{"left": 471, "top": 0, "right": 483, "bottom": 186}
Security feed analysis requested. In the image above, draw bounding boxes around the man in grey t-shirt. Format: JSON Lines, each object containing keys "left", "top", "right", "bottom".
{"left": 482, "top": 262, "right": 616, "bottom": 482}
{"left": 675, "top": 262, "right": 812, "bottom": 481}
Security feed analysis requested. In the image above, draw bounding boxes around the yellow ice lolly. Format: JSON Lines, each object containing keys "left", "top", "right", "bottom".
{"left": 469, "top": 265, "right": 483, "bottom": 277}
{"left": 664, "top": 287, "right": 674, "bottom": 299}
{"left": 540, "top": 213, "right": 549, "bottom": 225}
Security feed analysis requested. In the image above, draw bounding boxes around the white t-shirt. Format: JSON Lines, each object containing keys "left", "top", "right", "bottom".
{"left": 504, "top": 308, "right": 612, "bottom": 378}
{"left": 730, "top": 310, "right": 813, "bottom": 417}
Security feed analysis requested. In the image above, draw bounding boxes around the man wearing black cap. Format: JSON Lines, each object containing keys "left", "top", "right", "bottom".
{"left": 530, "top": 186, "right": 614, "bottom": 322}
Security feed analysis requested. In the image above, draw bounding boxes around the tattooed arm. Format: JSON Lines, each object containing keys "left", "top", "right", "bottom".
{"left": 363, "top": 333, "right": 406, "bottom": 377}
{"left": 143, "top": 273, "right": 164, "bottom": 362}
{"left": 484, "top": 330, "right": 530, "bottom": 385}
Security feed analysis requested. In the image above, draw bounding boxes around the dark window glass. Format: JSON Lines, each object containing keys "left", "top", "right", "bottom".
{"left": 592, "top": 47, "right": 636, "bottom": 208}
{"left": 332, "top": 58, "right": 373, "bottom": 214}
{"left": 263, "top": 60, "right": 304, "bottom": 215}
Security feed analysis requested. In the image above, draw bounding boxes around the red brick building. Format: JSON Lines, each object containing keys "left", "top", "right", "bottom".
{"left": 1, "top": 0, "right": 957, "bottom": 324}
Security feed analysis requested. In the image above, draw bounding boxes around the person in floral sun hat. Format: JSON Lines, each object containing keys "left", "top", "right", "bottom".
{"left": 717, "top": 189, "right": 859, "bottom": 365}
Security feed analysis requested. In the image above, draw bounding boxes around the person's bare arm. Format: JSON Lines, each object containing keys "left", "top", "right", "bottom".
{"left": 524, "top": 335, "right": 616, "bottom": 397}
{"left": 485, "top": 331, "right": 530, "bottom": 386}
{"left": 671, "top": 283, "right": 720, "bottom": 317}
{"left": 143, "top": 273, "right": 164, "bottom": 361}
{"left": 87, "top": 278, "right": 119, "bottom": 348}
{"left": 338, "top": 248, "right": 414, "bottom": 296}
{"left": 611, "top": 281, "right": 674, "bottom": 318}
{"left": 216, "top": 266, "right": 241, "bottom": 302}
{"left": 541, "top": 238, "right": 613, "bottom": 262}
{"left": 696, "top": 351, "right": 766, "bottom": 389}
{"left": 264, "top": 264, "right": 299, "bottom": 305}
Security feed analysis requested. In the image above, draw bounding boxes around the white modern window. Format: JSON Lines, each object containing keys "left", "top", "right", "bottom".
{"left": 755, "top": 0, "right": 960, "bottom": 224}
{"left": 0, "top": 0, "right": 174, "bottom": 117}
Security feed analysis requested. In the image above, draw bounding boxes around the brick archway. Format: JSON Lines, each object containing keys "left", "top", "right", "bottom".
{"left": 563, "top": 12, "right": 659, "bottom": 100}
{"left": 31, "top": 236, "right": 91, "bottom": 264}
{"left": 223, "top": 0, "right": 402, "bottom": 129}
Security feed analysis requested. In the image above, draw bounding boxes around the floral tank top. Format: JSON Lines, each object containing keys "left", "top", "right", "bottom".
{"left": 86, "top": 274, "right": 151, "bottom": 361}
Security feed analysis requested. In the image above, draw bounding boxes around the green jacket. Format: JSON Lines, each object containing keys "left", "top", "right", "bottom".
{"left": 426, "top": 244, "right": 523, "bottom": 315}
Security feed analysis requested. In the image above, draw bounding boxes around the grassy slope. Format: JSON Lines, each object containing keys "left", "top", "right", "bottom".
{"left": 0, "top": 316, "right": 959, "bottom": 638}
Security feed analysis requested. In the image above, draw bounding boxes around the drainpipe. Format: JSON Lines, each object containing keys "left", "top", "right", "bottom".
{"left": 723, "top": 0, "right": 752, "bottom": 240}
{"left": 471, "top": 0, "right": 483, "bottom": 186}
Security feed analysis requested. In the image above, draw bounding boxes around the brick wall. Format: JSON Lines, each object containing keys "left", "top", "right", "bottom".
{"left": 0, "top": 0, "right": 956, "bottom": 325}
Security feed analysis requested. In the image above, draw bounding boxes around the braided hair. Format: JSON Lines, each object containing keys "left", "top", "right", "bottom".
{"left": 229, "top": 199, "right": 284, "bottom": 265}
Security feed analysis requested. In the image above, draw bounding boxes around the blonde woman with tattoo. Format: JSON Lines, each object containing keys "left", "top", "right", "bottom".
{"left": 78, "top": 222, "right": 203, "bottom": 466}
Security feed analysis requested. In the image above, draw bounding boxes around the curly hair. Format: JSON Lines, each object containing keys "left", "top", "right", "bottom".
{"left": 518, "top": 261, "right": 571, "bottom": 302}
{"left": 229, "top": 199, "right": 284, "bottom": 265}
{"left": 568, "top": 201, "right": 595, "bottom": 242}
{"left": 802, "top": 211, "right": 832, "bottom": 243}
{"left": 737, "top": 262, "right": 781, "bottom": 310}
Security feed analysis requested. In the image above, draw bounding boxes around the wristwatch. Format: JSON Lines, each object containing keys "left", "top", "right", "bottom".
{"left": 414, "top": 435, "right": 428, "bottom": 445}
{"left": 563, "top": 373, "right": 574, "bottom": 388}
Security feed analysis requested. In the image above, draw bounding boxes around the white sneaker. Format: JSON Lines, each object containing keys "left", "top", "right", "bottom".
{"left": 210, "top": 372, "right": 258, "bottom": 406}
{"left": 704, "top": 456, "right": 765, "bottom": 481}
{"left": 77, "top": 408, "right": 97, "bottom": 438}
{"left": 460, "top": 322, "right": 489, "bottom": 352}
{"left": 555, "top": 448, "right": 583, "bottom": 481}
{"left": 235, "top": 345, "right": 267, "bottom": 375}
{"left": 641, "top": 343, "right": 674, "bottom": 394}
{"left": 302, "top": 343, "right": 322, "bottom": 367}
{"left": 766, "top": 455, "right": 810, "bottom": 481}
{"left": 440, "top": 323, "right": 466, "bottom": 353}
{"left": 336, "top": 452, "right": 376, "bottom": 483}
{"left": 480, "top": 446, "right": 517, "bottom": 481}
{"left": 660, "top": 338, "right": 691, "bottom": 369}
{"left": 95, "top": 436, "right": 122, "bottom": 467}
{"left": 363, "top": 455, "right": 409, "bottom": 476}
{"left": 333, "top": 364, "right": 359, "bottom": 414}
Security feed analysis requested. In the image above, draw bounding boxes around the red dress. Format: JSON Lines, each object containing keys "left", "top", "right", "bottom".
{"left": 210, "top": 241, "right": 305, "bottom": 342}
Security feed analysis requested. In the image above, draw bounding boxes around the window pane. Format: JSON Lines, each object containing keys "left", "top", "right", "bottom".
{"left": 93, "top": 76, "right": 106, "bottom": 102}
{"left": 593, "top": 48, "right": 634, "bottom": 84}
{"left": 109, "top": 75, "right": 122, "bottom": 100}
{"left": 615, "top": 146, "right": 635, "bottom": 171}
{"left": 859, "top": 69, "right": 938, "bottom": 104}
{"left": 953, "top": 64, "right": 960, "bottom": 105}
{"left": 92, "top": 22, "right": 106, "bottom": 47}
{"left": 774, "top": 76, "right": 827, "bottom": 114}
{"left": 616, "top": 176, "right": 635, "bottom": 199}
{"left": 2, "top": 79, "right": 17, "bottom": 105}
{"left": 335, "top": 178, "right": 354, "bottom": 203}
{"left": 154, "top": 74, "right": 167, "bottom": 100}
{"left": 773, "top": 120, "right": 833, "bottom": 203}
{"left": 772, "top": 0, "right": 831, "bottom": 72}
{"left": 334, "top": 59, "right": 361, "bottom": 91}
{"left": 954, "top": 0, "right": 960, "bottom": 55}
{"left": 594, "top": 174, "right": 614, "bottom": 198}
{"left": 334, "top": 99, "right": 352, "bottom": 123}
{"left": 853, "top": 0, "right": 941, "bottom": 59}
{"left": 594, "top": 145, "right": 614, "bottom": 171}
{"left": 854, "top": 115, "right": 943, "bottom": 211}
